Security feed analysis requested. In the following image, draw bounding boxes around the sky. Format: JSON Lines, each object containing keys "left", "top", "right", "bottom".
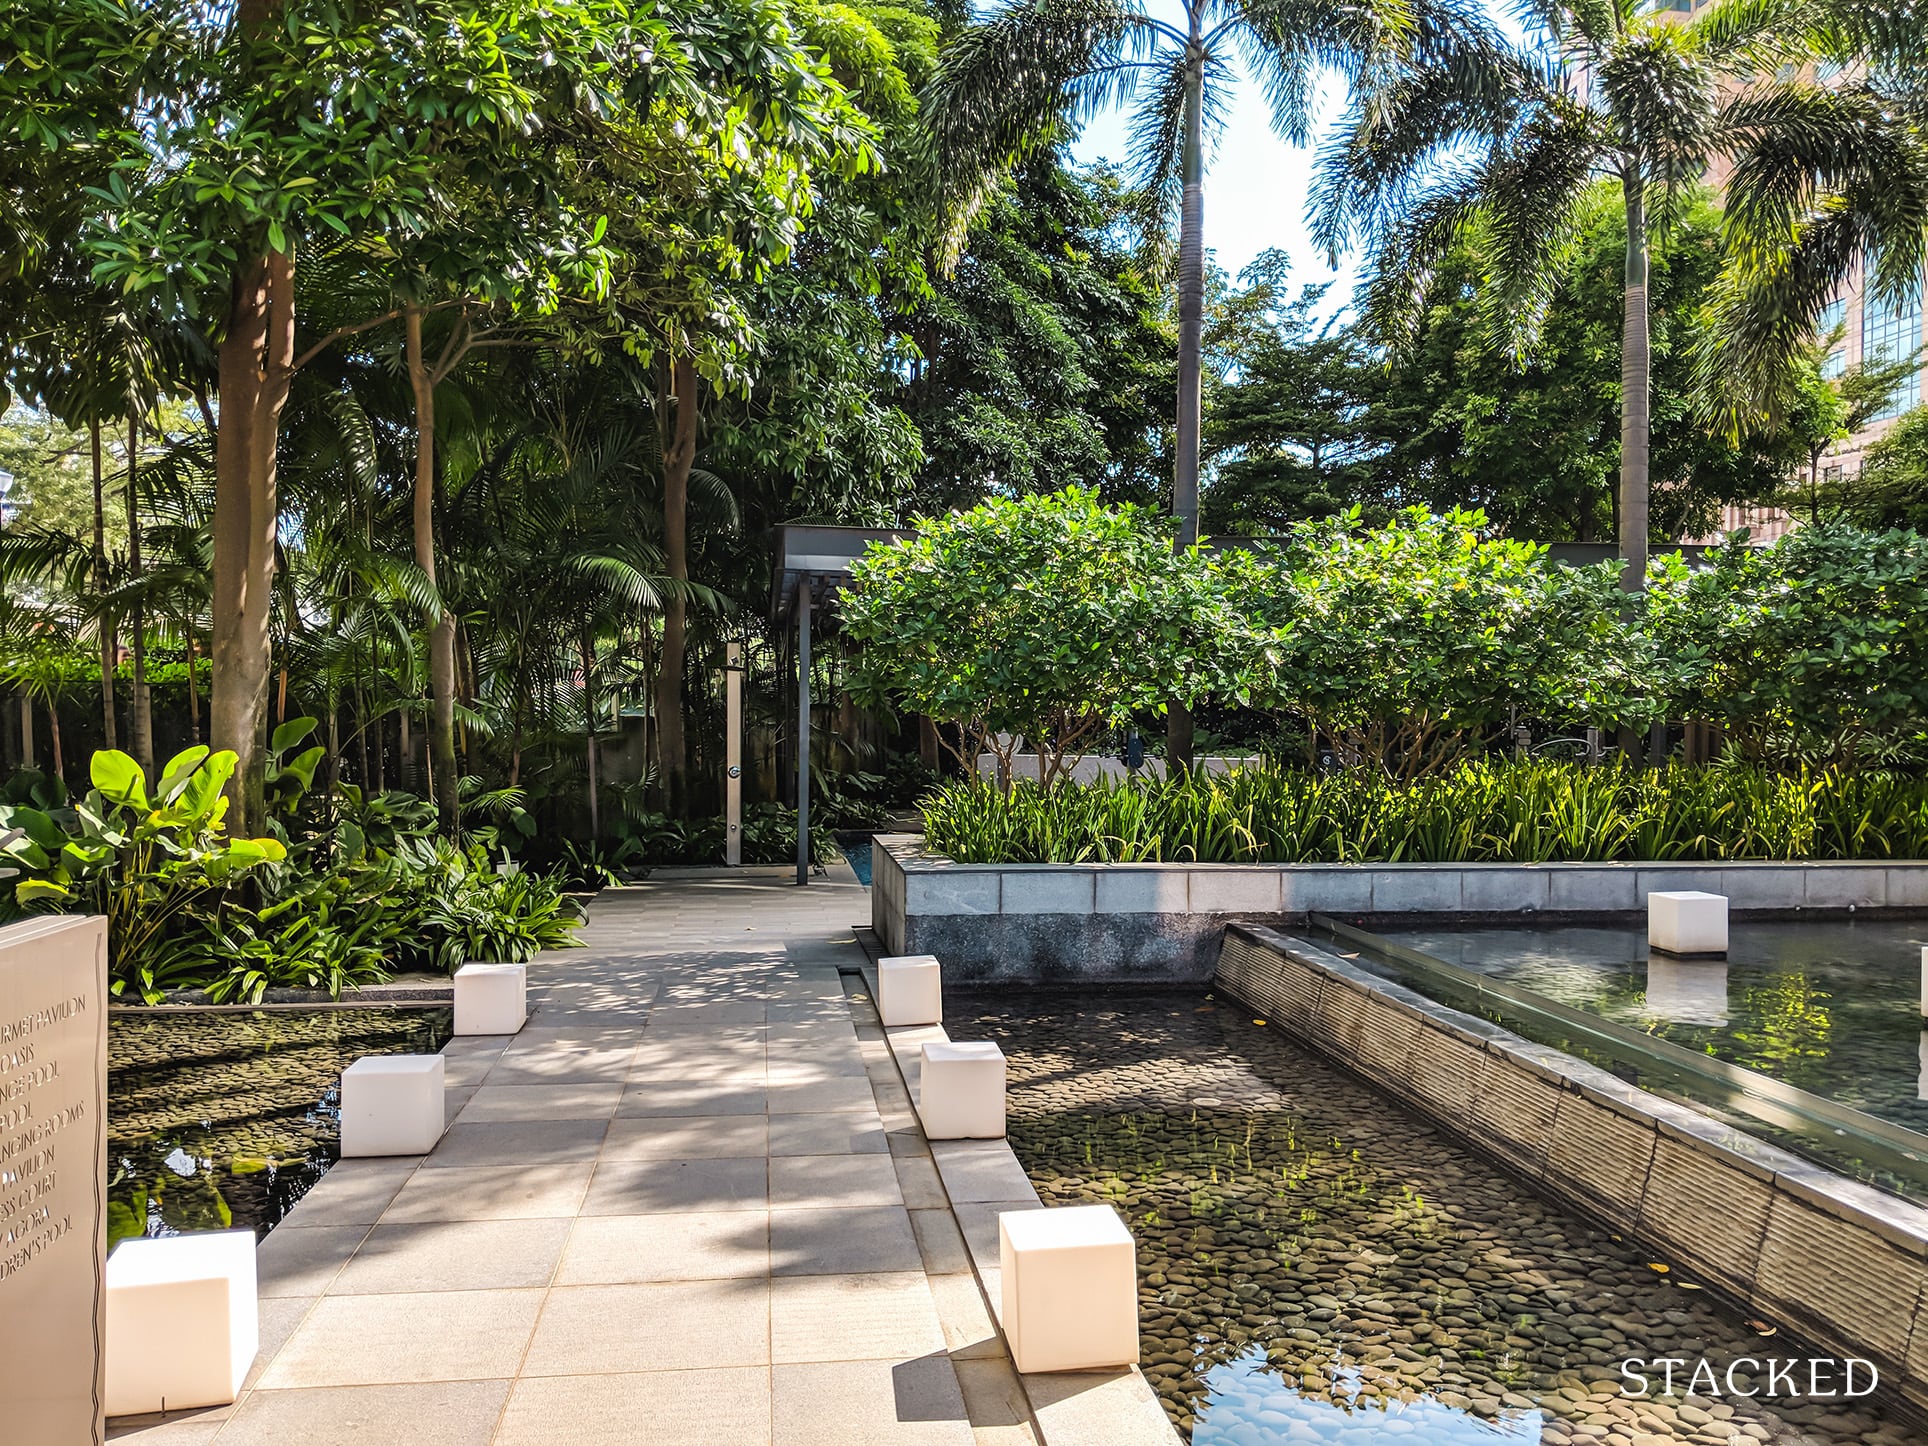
{"left": 1066, "top": 0, "right": 1524, "bottom": 322}
{"left": 1070, "top": 70, "right": 1363, "bottom": 319}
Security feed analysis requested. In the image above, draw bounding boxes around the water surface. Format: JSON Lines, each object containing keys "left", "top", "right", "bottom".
{"left": 108, "top": 1006, "right": 451, "bottom": 1244}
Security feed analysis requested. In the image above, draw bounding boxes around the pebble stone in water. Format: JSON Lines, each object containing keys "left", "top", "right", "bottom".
{"left": 108, "top": 1007, "right": 453, "bottom": 1242}
{"left": 950, "top": 991, "right": 1923, "bottom": 1446}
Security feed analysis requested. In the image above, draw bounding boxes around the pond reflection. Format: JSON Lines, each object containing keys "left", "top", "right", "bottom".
{"left": 108, "top": 1007, "right": 451, "bottom": 1245}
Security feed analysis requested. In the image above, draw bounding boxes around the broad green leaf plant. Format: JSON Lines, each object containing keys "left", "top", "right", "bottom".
{"left": 1, "top": 746, "right": 287, "bottom": 998}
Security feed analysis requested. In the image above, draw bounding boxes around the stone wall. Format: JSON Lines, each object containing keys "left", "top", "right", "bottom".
{"left": 872, "top": 834, "right": 1928, "bottom": 983}
{"left": 1213, "top": 923, "right": 1928, "bottom": 1415}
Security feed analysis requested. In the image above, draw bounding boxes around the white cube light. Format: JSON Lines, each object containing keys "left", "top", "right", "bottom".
{"left": 1000, "top": 1205, "right": 1139, "bottom": 1374}
{"left": 106, "top": 1230, "right": 259, "bottom": 1417}
{"left": 918, "top": 1040, "right": 1006, "bottom": 1139}
{"left": 340, "top": 1053, "right": 446, "bottom": 1157}
{"left": 454, "top": 962, "right": 528, "bottom": 1036}
{"left": 877, "top": 954, "right": 943, "bottom": 1027}
{"left": 1648, "top": 890, "right": 1728, "bottom": 956}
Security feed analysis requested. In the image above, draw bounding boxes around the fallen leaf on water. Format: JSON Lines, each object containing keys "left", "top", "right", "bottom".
{"left": 1647, "top": 1262, "right": 1670, "bottom": 1274}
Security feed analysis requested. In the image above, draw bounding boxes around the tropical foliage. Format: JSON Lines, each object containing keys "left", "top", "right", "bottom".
{"left": 0, "top": 743, "right": 582, "bottom": 1002}
{"left": 922, "top": 760, "right": 1928, "bottom": 865}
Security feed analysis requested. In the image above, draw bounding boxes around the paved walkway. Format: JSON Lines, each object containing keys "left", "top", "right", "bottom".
{"left": 111, "top": 867, "right": 1042, "bottom": 1445}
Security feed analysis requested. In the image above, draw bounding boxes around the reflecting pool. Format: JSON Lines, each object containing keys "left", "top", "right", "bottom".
{"left": 108, "top": 1007, "right": 452, "bottom": 1245}
{"left": 953, "top": 988, "right": 1918, "bottom": 1444}
{"left": 1368, "top": 920, "right": 1928, "bottom": 1133}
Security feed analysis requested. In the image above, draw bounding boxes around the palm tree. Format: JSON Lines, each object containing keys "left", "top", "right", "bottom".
{"left": 924, "top": 0, "right": 1487, "bottom": 765}
{"left": 1316, "top": 0, "right": 1903, "bottom": 594}
{"left": 1696, "top": 0, "right": 1928, "bottom": 419}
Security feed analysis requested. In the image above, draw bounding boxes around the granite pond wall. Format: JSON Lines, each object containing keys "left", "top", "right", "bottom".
{"left": 872, "top": 834, "right": 1928, "bottom": 983}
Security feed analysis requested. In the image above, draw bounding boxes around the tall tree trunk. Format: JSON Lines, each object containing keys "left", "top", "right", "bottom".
{"left": 125, "top": 410, "right": 154, "bottom": 777}
{"left": 1618, "top": 171, "right": 1655, "bottom": 762}
{"left": 404, "top": 305, "right": 460, "bottom": 832}
{"left": 211, "top": 246, "right": 295, "bottom": 834}
{"left": 18, "top": 690, "right": 33, "bottom": 771}
{"left": 1166, "top": 54, "right": 1207, "bottom": 773}
{"left": 656, "top": 355, "right": 698, "bottom": 813}
{"left": 1618, "top": 171, "right": 1651, "bottom": 595}
{"left": 49, "top": 698, "right": 64, "bottom": 781}
{"left": 186, "top": 634, "right": 201, "bottom": 744}
{"left": 581, "top": 629, "right": 600, "bottom": 838}
{"left": 91, "top": 420, "right": 117, "bottom": 753}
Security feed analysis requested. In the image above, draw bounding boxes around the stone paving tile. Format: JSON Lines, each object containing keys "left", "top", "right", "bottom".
{"left": 909, "top": 1208, "right": 972, "bottom": 1276}
{"left": 255, "top": 1223, "right": 367, "bottom": 1298}
{"left": 770, "top": 1153, "right": 905, "bottom": 1209}
{"left": 327, "top": 1218, "right": 572, "bottom": 1295}
{"left": 892, "top": 1153, "right": 950, "bottom": 1210}
{"left": 523, "top": 1280, "right": 771, "bottom": 1374}
{"left": 278, "top": 1159, "right": 417, "bottom": 1228}
{"left": 951, "top": 1358, "right": 1039, "bottom": 1446}
{"left": 928, "top": 1142, "right": 1039, "bottom": 1205}
{"left": 769, "top": 1205, "right": 923, "bottom": 1276}
{"left": 205, "top": 872, "right": 1098, "bottom": 1446}
{"left": 456, "top": 1082, "right": 624, "bottom": 1122}
{"left": 771, "top": 1358, "right": 974, "bottom": 1445}
{"left": 383, "top": 1164, "right": 595, "bottom": 1222}
{"left": 770, "top": 1271, "right": 948, "bottom": 1364}
{"left": 768, "top": 1110, "right": 887, "bottom": 1156}
{"left": 422, "top": 1118, "right": 609, "bottom": 1168}
{"left": 768, "top": 1075, "right": 878, "bottom": 1115}
{"left": 259, "top": 1288, "right": 545, "bottom": 1387}
{"left": 553, "top": 1211, "right": 769, "bottom": 1284}
{"left": 581, "top": 1156, "right": 769, "bottom": 1215}
{"left": 494, "top": 1368, "right": 772, "bottom": 1446}
{"left": 484, "top": 1035, "right": 639, "bottom": 1084}
{"left": 618, "top": 1080, "right": 768, "bottom": 1116}
{"left": 208, "top": 1381, "right": 512, "bottom": 1445}
{"left": 601, "top": 1113, "right": 770, "bottom": 1161}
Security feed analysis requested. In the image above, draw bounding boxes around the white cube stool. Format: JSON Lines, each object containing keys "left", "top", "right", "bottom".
{"left": 878, "top": 954, "right": 943, "bottom": 1027}
{"left": 454, "top": 961, "right": 528, "bottom": 1035}
{"left": 918, "top": 1040, "right": 1006, "bottom": 1139}
{"left": 340, "top": 1053, "right": 446, "bottom": 1156}
{"left": 1648, "top": 890, "right": 1728, "bottom": 955}
{"left": 106, "top": 1230, "right": 259, "bottom": 1416}
{"left": 1000, "top": 1205, "right": 1138, "bottom": 1373}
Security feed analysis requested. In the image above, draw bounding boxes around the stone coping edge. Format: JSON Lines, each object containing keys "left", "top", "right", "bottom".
{"left": 864, "top": 968, "right": 1185, "bottom": 1446}
{"left": 1214, "top": 923, "right": 1928, "bottom": 1414}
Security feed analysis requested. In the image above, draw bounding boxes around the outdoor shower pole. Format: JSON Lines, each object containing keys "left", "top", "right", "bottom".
{"left": 796, "top": 577, "right": 812, "bottom": 886}
{"left": 725, "top": 641, "right": 743, "bottom": 867}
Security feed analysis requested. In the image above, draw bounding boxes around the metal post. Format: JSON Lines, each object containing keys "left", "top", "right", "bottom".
{"left": 725, "top": 641, "right": 743, "bottom": 867}
{"left": 796, "top": 577, "right": 812, "bottom": 886}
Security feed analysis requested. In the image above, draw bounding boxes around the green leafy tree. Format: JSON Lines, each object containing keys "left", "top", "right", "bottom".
{"left": 924, "top": 0, "right": 1476, "bottom": 764}
{"left": 1844, "top": 407, "right": 1928, "bottom": 532}
{"left": 1203, "top": 257, "right": 1385, "bottom": 532}
{"left": 1647, "top": 523, "right": 1928, "bottom": 762}
{"left": 1360, "top": 187, "right": 1795, "bottom": 543}
{"left": 841, "top": 487, "right": 1250, "bottom": 788}
{"left": 901, "top": 157, "right": 1173, "bottom": 513}
{"left": 1216, "top": 508, "right": 1651, "bottom": 775}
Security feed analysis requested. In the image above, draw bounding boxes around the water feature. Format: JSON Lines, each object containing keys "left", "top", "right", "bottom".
{"left": 1312, "top": 917, "right": 1928, "bottom": 1200}
{"left": 837, "top": 831, "right": 874, "bottom": 885}
{"left": 108, "top": 1006, "right": 451, "bottom": 1245}
{"left": 951, "top": 987, "right": 1919, "bottom": 1445}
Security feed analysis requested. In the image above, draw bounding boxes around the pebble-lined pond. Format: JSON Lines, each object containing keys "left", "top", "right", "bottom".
{"left": 951, "top": 987, "right": 1921, "bottom": 1445}
{"left": 108, "top": 1007, "right": 451, "bottom": 1246}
